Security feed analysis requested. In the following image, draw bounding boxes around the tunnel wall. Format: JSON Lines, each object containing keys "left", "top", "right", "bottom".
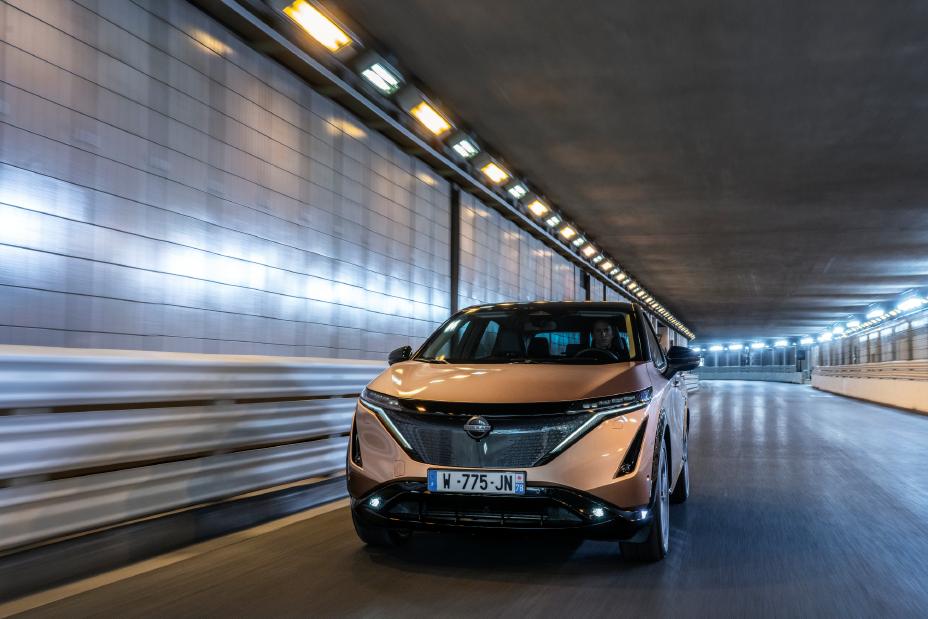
{"left": 809, "top": 311, "right": 928, "bottom": 412}
{"left": 811, "top": 313, "right": 928, "bottom": 367}
{"left": 0, "top": 0, "right": 683, "bottom": 360}
{"left": 702, "top": 348, "right": 798, "bottom": 367}
{"left": 696, "top": 366, "right": 803, "bottom": 383}
{"left": 812, "top": 367, "right": 928, "bottom": 414}
{"left": 457, "top": 193, "right": 583, "bottom": 308}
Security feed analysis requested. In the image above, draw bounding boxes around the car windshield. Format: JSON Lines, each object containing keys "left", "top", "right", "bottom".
{"left": 416, "top": 306, "right": 643, "bottom": 364}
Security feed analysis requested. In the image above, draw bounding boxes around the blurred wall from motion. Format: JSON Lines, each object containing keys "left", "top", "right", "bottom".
{"left": 457, "top": 193, "right": 582, "bottom": 309}
{"left": 0, "top": 0, "right": 584, "bottom": 359}
{"left": 812, "top": 313, "right": 928, "bottom": 366}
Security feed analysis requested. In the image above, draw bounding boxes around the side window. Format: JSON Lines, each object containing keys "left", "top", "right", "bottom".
{"left": 644, "top": 319, "right": 667, "bottom": 369}
{"left": 473, "top": 320, "right": 501, "bottom": 358}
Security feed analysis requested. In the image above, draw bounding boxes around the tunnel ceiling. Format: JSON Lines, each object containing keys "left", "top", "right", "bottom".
{"left": 329, "top": 0, "right": 928, "bottom": 341}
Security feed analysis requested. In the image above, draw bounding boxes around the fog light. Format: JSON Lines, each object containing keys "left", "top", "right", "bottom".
{"left": 368, "top": 496, "right": 382, "bottom": 509}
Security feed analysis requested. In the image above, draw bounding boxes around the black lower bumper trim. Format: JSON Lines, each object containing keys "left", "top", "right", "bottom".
{"left": 352, "top": 482, "right": 651, "bottom": 541}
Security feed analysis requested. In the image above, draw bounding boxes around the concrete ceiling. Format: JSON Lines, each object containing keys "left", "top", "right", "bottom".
{"left": 330, "top": 0, "right": 928, "bottom": 341}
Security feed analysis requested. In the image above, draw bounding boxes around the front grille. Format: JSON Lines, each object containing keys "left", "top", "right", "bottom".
{"left": 383, "top": 409, "right": 590, "bottom": 468}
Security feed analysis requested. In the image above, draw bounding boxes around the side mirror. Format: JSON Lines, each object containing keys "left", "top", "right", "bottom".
{"left": 388, "top": 345, "right": 412, "bottom": 365}
{"left": 664, "top": 346, "right": 701, "bottom": 378}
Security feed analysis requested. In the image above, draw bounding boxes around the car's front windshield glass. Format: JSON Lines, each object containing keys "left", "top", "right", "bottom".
{"left": 416, "top": 307, "right": 643, "bottom": 364}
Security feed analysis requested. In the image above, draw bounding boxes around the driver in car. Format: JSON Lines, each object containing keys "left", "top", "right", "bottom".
{"left": 592, "top": 319, "right": 617, "bottom": 352}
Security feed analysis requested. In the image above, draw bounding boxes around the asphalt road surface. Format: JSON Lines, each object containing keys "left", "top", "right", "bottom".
{"left": 13, "top": 381, "right": 928, "bottom": 618}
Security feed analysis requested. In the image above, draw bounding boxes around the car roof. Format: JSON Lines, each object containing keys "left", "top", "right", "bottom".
{"left": 460, "top": 301, "right": 638, "bottom": 314}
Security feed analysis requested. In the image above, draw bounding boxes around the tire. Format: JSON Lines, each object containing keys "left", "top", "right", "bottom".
{"left": 620, "top": 439, "right": 670, "bottom": 562}
{"left": 351, "top": 509, "right": 411, "bottom": 547}
{"left": 670, "top": 424, "right": 690, "bottom": 504}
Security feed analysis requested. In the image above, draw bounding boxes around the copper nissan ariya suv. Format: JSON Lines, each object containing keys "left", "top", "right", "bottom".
{"left": 347, "top": 302, "right": 700, "bottom": 561}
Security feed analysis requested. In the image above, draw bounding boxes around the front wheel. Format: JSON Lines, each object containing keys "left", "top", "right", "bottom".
{"left": 620, "top": 439, "right": 670, "bottom": 562}
{"left": 351, "top": 509, "right": 411, "bottom": 547}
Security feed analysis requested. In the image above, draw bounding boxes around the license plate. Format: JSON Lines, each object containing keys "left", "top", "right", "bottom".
{"left": 427, "top": 469, "right": 525, "bottom": 495}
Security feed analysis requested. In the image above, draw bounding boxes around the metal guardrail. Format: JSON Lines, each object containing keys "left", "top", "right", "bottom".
{"left": 696, "top": 365, "right": 804, "bottom": 383}
{"left": 698, "top": 365, "right": 798, "bottom": 374}
{"left": 813, "top": 360, "right": 928, "bottom": 381}
{"left": 0, "top": 346, "right": 383, "bottom": 552}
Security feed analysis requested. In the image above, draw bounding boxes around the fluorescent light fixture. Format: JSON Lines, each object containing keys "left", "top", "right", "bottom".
{"left": 832, "top": 325, "right": 845, "bottom": 335}
{"left": 628, "top": 282, "right": 639, "bottom": 291}
{"left": 526, "top": 198, "right": 549, "bottom": 217}
{"left": 729, "top": 344, "right": 744, "bottom": 351}
{"left": 362, "top": 65, "right": 400, "bottom": 94}
{"left": 448, "top": 132, "right": 479, "bottom": 159}
{"left": 774, "top": 340, "right": 788, "bottom": 348}
{"left": 412, "top": 101, "right": 452, "bottom": 135}
{"left": 355, "top": 52, "right": 403, "bottom": 94}
{"left": 558, "top": 225, "right": 577, "bottom": 240}
{"left": 479, "top": 162, "right": 509, "bottom": 184}
{"left": 471, "top": 153, "right": 509, "bottom": 184}
{"left": 866, "top": 308, "right": 885, "bottom": 319}
{"left": 800, "top": 336, "right": 814, "bottom": 345}
{"left": 600, "top": 260, "right": 614, "bottom": 271}
{"left": 614, "top": 271, "right": 625, "bottom": 280}
{"left": 571, "top": 236, "right": 586, "bottom": 247}
{"left": 396, "top": 88, "right": 454, "bottom": 137}
{"left": 545, "top": 214, "right": 561, "bottom": 227}
{"left": 283, "top": 0, "right": 352, "bottom": 52}
{"left": 479, "top": 162, "right": 510, "bottom": 185}
{"left": 609, "top": 268, "right": 620, "bottom": 276}
{"left": 505, "top": 181, "right": 528, "bottom": 199}
{"left": 580, "top": 244, "right": 597, "bottom": 258}
{"left": 636, "top": 289, "right": 647, "bottom": 297}
{"left": 751, "top": 342, "right": 765, "bottom": 349}
{"left": 846, "top": 319, "right": 861, "bottom": 329}
{"left": 897, "top": 297, "right": 925, "bottom": 312}
{"left": 817, "top": 332, "right": 833, "bottom": 342}
{"left": 709, "top": 345, "right": 724, "bottom": 352}
{"left": 592, "top": 255, "right": 604, "bottom": 264}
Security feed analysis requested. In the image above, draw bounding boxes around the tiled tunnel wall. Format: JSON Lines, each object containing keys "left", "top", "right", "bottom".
{"left": 457, "top": 192, "right": 582, "bottom": 309}
{"left": 0, "top": 0, "right": 670, "bottom": 360}
{"left": 813, "top": 313, "right": 928, "bottom": 366}
{"left": 0, "top": 0, "right": 456, "bottom": 359}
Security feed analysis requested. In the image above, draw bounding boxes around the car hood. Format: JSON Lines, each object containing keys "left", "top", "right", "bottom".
{"left": 366, "top": 360, "right": 653, "bottom": 404}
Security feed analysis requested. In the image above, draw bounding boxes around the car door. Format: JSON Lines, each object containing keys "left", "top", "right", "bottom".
{"left": 642, "top": 317, "right": 685, "bottom": 478}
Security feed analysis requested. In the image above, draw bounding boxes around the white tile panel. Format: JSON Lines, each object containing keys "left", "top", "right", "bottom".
{"left": 0, "top": 0, "right": 451, "bottom": 359}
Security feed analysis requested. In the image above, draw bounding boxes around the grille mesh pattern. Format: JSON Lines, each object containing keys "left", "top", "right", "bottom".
{"left": 384, "top": 410, "right": 590, "bottom": 467}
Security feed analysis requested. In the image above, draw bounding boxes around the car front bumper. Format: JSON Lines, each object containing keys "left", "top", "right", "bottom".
{"left": 351, "top": 481, "right": 654, "bottom": 541}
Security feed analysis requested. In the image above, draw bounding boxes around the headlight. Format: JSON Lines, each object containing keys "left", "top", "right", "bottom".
{"left": 360, "top": 388, "right": 401, "bottom": 411}
{"left": 569, "top": 387, "right": 652, "bottom": 414}
{"left": 544, "top": 388, "right": 652, "bottom": 461}
{"left": 358, "top": 388, "right": 412, "bottom": 450}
